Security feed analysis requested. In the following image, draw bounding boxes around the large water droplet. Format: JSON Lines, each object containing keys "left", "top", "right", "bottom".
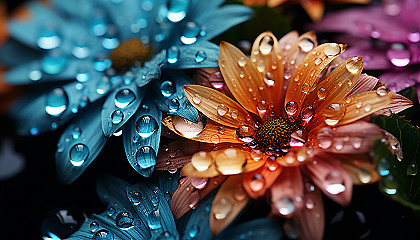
{"left": 345, "top": 56, "right": 362, "bottom": 74}
{"left": 45, "top": 88, "right": 68, "bottom": 117}
{"left": 236, "top": 125, "right": 255, "bottom": 143}
{"left": 181, "top": 21, "right": 200, "bottom": 44}
{"left": 169, "top": 98, "right": 180, "bottom": 112}
{"left": 274, "top": 196, "right": 295, "bottom": 216}
{"left": 92, "top": 229, "right": 114, "bottom": 240}
{"left": 406, "top": 161, "right": 418, "bottom": 176}
{"left": 147, "top": 210, "right": 162, "bottom": 229}
{"left": 376, "top": 157, "right": 390, "bottom": 176}
{"left": 90, "top": 222, "right": 99, "bottom": 232}
{"left": 191, "top": 151, "right": 213, "bottom": 171}
{"left": 298, "top": 38, "right": 314, "bottom": 53}
{"left": 129, "top": 191, "right": 142, "bottom": 205}
{"left": 383, "top": 175, "right": 398, "bottom": 195}
{"left": 322, "top": 103, "right": 346, "bottom": 126}
{"left": 160, "top": 81, "right": 176, "bottom": 97}
{"left": 217, "top": 104, "right": 229, "bottom": 116}
{"left": 136, "top": 146, "right": 156, "bottom": 169}
{"left": 257, "top": 100, "right": 269, "bottom": 115}
{"left": 214, "top": 148, "right": 247, "bottom": 175}
{"left": 195, "top": 51, "right": 206, "bottom": 63}
{"left": 238, "top": 56, "right": 247, "bottom": 67}
{"left": 317, "top": 87, "right": 326, "bottom": 100}
{"left": 136, "top": 115, "right": 158, "bottom": 138}
{"left": 37, "top": 26, "right": 61, "bottom": 49}
{"left": 167, "top": 0, "right": 189, "bottom": 22}
{"left": 289, "top": 129, "right": 307, "bottom": 147}
{"left": 111, "top": 110, "right": 124, "bottom": 124}
{"left": 324, "top": 43, "right": 341, "bottom": 57}
{"left": 41, "top": 53, "right": 67, "bottom": 74}
{"left": 114, "top": 89, "right": 136, "bottom": 108}
{"left": 376, "top": 86, "right": 389, "bottom": 96}
{"left": 191, "top": 177, "right": 208, "bottom": 189}
{"left": 324, "top": 170, "right": 346, "bottom": 194}
{"left": 301, "top": 106, "right": 314, "bottom": 125}
{"left": 213, "top": 197, "right": 233, "bottom": 220}
{"left": 317, "top": 127, "right": 333, "bottom": 149}
{"left": 188, "top": 225, "right": 200, "bottom": 238}
{"left": 167, "top": 46, "right": 179, "bottom": 64}
{"left": 259, "top": 35, "right": 274, "bottom": 55}
{"left": 387, "top": 43, "right": 411, "bottom": 67}
{"left": 70, "top": 144, "right": 89, "bottom": 167}
{"left": 301, "top": 82, "right": 310, "bottom": 94}
{"left": 172, "top": 115, "right": 206, "bottom": 138}
{"left": 249, "top": 173, "right": 265, "bottom": 192}
{"left": 71, "top": 126, "right": 81, "bottom": 140}
{"left": 285, "top": 101, "right": 298, "bottom": 116}
{"left": 115, "top": 212, "right": 134, "bottom": 229}
{"left": 76, "top": 67, "right": 89, "bottom": 82}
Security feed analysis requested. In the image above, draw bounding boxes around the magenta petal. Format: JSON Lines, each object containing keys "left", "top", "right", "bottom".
{"left": 380, "top": 68, "right": 420, "bottom": 93}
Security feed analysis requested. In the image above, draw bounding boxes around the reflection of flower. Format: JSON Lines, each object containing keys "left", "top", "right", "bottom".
{"left": 56, "top": 174, "right": 283, "bottom": 240}
{"left": 241, "top": 0, "right": 370, "bottom": 21}
{"left": 316, "top": 0, "right": 420, "bottom": 101}
{"left": 160, "top": 31, "right": 412, "bottom": 239}
{"left": 0, "top": 0, "right": 252, "bottom": 183}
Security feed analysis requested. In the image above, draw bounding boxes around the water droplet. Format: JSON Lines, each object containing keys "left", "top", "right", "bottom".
{"left": 214, "top": 148, "right": 247, "bottom": 175}
{"left": 213, "top": 197, "right": 233, "bottom": 220}
{"left": 238, "top": 57, "right": 247, "bottom": 67}
{"left": 317, "top": 87, "right": 326, "bottom": 100}
{"left": 29, "top": 63, "right": 42, "bottom": 81}
{"left": 383, "top": 175, "right": 398, "bottom": 194}
{"left": 172, "top": 115, "right": 206, "bottom": 138}
{"left": 322, "top": 103, "right": 346, "bottom": 126}
{"left": 169, "top": 98, "right": 180, "bottom": 112}
{"left": 298, "top": 38, "right": 314, "bottom": 53}
{"left": 167, "top": 46, "right": 179, "bottom": 64}
{"left": 301, "top": 82, "right": 310, "bottom": 94}
{"left": 136, "top": 146, "right": 156, "bottom": 169}
{"left": 147, "top": 210, "right": 162, "bottom": 229}
{"left": 92, "top": 229, "right": 114, "bottom": 240}
{"left": 387, "top": 43, "right": 411, "bottom": 67}
{"left": 210, "top": 134, "right": 220, "bottom": 144}
{"left": 188, "top": 225, "right": 200, "bottom": 238}
{"left": 189, "top": 191, "right": 200, "bottom": 209}
{"left": 160, "top": 81, "right": 176, "bottom": 97}
{"left": 317, "top": 127, "right": 333, "bottom": 149}
{"left": 195, "top": 50, "right": 206, "bottom": 62}
{"left": 259, "top": 35, "right": 274, "bottom": 55}
{"left": 111, "top": 110, "right": 124, "bottom": 124}
{"left": 76, "top": 68, "right": 89, "bottom": 82}
{"left": 345, "top": 57, "right": 362, "bottom": 74}
{"left": 135, "top": 115, "right": 158, "bottom": 138}
{"left": 305, "top": 197, "right": 315, "bottom": 209}
{"left": 314, "top": 58, "right": 322, "bottom": 65}
{"left": 250, "top": 174, "right": 265, "bottom": 191}
{"left": 275, "top": 196, "right": 295, "bottom": 216}
{"left": 90, "top": 222, "right": 99, "bottom": 232}
{"left": 71, "top": 126, "right": 81, "bottom": 140}
{"left": 257, "top": 59, "right": 265, "bottom": 72}
{"left": 115, "top": 212, "right": 134, "bottom": 229}
{"left": 37, "top": 26, "right": 61, "bottom": 49}
{"left": 301, "top": 106, "right": 314, "bottom": 125}
{"left": 209, "top": 71, "right": 224, "bottom": 89}
{"left": 364, "top": 104, "right": 372, "bottom": 112}
{"left": 324, "top": 170, "right": 346, "bottom": 194}
{"left": 406, "top": 161, "right": 418, "bottom": 176}
{"left": 376, "top": 86, "right": 389, "bottom": 96}
{"left": 290, "top": 129, "right": 308, "bottom": 147}
{"left": 167, "top": 0, "right": 189, "bottom": 22}
{"left": 181, "top": 21, "right": 200, "bottom": 44}
{"left": 41, "top": 53, "right": 67, "bottom": 74}
{"left": 96, "top": 77, "right": 112, "bottom": 95}
{"left": 129, "top": 191, "right": 142, "bottom": 205}
{"left": 70, "top": 144, "right": 89, "bottom": 167}
{"left": 257, "top": 100, "right": 269, "bottom": 115}
{"left": 285, "top": 101, "right": 298, "bottom": 116}
{"left": 217, "top": 104, "right": 229, "bottom": 116}
{"left": 324, "top": 43, "right": 341, "bottom": 57}
{"left": 114, "top": 89, "right": 136, "bottom": 108}
{"left": 45, "top": 88, "right": 68, "bottom": 117}
{"left": 408, "top": 31, "right": 420, "bottom": 42}
{"left": 72, "top": 43, "right": 90, "bottom": 59}
{"left": 107, "top": 207, "right": 115, "bottom": 216}
{"left": 192, "top": 95, "right": 201, "bottom": 104}
{"left": 191, "top": 151, "right": 213, "bottom": 171}
{"left": 352, "top": 137, "right": 363, "bottom": 149}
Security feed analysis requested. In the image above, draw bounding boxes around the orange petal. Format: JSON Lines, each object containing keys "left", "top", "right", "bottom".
{"left": 249, "top": 32, "right": 284, "bottom": 117}
{"left": 301, "top": 0, "right": 325, "bottom": 21}
{"left": 276, "top": 146, "right": 311, "bottom": 167}
{"left": 210, "top": 175, "right": 250, "bottom": 235}
{"left": 374, "top": 93, "right": 413, "bottom": 116}
{"left": 162, "top": 115, "right": 242, "bottom": 144}
{"left": 346, "top": 73, "right": 379, "bottom": 97}
{"left": 269, "top": 167, "right": 304, "bottom": 217}
{"left": 170, "top": 176, "right": 227, "bottom": 219}
{"left": 284, "top": 42, "right": 346, "bottom": 121}
{"left": 267, "top": 0, "right": 287, "bottom": 7}
{"left": 243, "top": 158, "right": 283, "bottom": 199}
{"left": 302, "top": 153, "right": 353, "bottom": 206}
{"left": 303, "top": 56, "right": 363, "bottom": 129}
{"left": 278, "top": 30, "right": 299, "bottom": 55}
{"left": 181, "top": 148, "right": 267, "bottom": 178}
{"left": 219, "top": 41, "right": 268, "bottom": 115}
{"left": 326, "top": 152, "right": 380, "bottom": 185}
{"left": 155, "top": 139, "right": 214, "bottom": 171}
{"left": 183, "top": 85, "right": 254, "bottom": 128}
{"left": 191, "top": 67, "right": 234, "bottom": 99}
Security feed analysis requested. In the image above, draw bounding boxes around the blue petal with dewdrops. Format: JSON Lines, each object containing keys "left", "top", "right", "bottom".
{"left": 2, "top": 0, "right": 252, "bottom": 183}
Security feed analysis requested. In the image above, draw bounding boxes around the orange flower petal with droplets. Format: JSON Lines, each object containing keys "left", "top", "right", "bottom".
{"left": 162, "top": 115, "right": 242, "bottom": 144}
{"left": 210, "top": 175, "right": 250, "bottom": 235}
{"left": 277, "top": 146, "right": 311, "bottom": 167}
{"left": 183, "top": 85, "right": 254, "bottom": 128}
{"left": 347, "top": 73, "right": 379, "bottom": 97}
{"left": 374, "top": 93, "right": 413, "bottom": 116}
{"left": 171, "top": 176, "right": 227, "bottom": 219}
{"left": 243, "top": 159, "right": 283, "bottom": 199}
{"left": 284, "top": 42, "right": 346, "bottom": 121}
{"left": 219, "top": 41, "right": 269, "bottom": 115}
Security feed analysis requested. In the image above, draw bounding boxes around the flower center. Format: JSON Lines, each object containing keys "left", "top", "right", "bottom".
{"left": 254, "top": 118, "right": 296, "bottom": 154}
{"left": 109, "top": 39, "right": 153, "bottom": 73}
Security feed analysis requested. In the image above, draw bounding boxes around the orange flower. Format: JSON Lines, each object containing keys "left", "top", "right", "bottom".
{"left": 159, "top": 31, "right": 412, "bottom": 239}
{"left": 242, "top": 0, "right": 371, "bottom": 21}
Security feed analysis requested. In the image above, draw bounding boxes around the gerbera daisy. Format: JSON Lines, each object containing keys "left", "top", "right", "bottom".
{"left": 0, "top": 0, "right": 252, "bottom": 183}
{"left": 160, "top": 31, "right": 413, "bottom": 239}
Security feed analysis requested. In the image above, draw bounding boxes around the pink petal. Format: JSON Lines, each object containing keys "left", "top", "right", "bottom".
{"left": 347, "top": 74, "right": 379, "bottom": 97}
{"left": 380, "top": 67, "right": 420, "bottom": 93}
{"left": 342, "top": 47, "right": 392, "bottom": 70}
{"left": 155, "top": 139, "right": 214, "bottom": 170}
{"left": 375, "top": 93, "right": 414, "bottom": 116}
{"left": 302, "top": 153, "right": 353, "bottom": 206}
{"left": 278, "top": 30, "right": 299, "bottom": 55}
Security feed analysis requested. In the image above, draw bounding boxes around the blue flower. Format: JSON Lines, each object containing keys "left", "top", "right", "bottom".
{"left": 1, "top": 0, "right": 252, "bottom": 183}
{"left": 55, "top": 174, "right": 283, "bottom": 240}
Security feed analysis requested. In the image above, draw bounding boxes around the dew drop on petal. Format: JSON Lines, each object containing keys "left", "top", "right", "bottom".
{"left": 213, "top": 197, "right": 233, "bottom": 220}
{"left": 209, "top": 71, "right": 224, "bottom": 89}
{"left": 259, "top": 35, "right": 274, "bottom": 55}
{"left": 41, "top": 53, "right": 67, "bottom": 74}
{"left": 70, "top": 143, "right": 89, "bottom": 167}
{"left": 285, "top": 101, "right": 298, "bottom": 116}
{"left": 214, "top": 148, "right": 247, "bottom": 175}
{"left": 217, "top": 104, "right": 229, "bottom": 116}
{"left": 114, "top": 89, "right": 136, "bottom": 108}
{"left": 160, "top": 81, "right": 176, "bottom": 97}
{"left": 111, "top": 110, "right": 124, "bottom": 124}
{"left": 115, "top": 212, "right": 134, "bottom": 229}
{"left": 167, "top": 46, "right": 179, "bottom": 63}
{"left": 383, "top": 175, "right": 398, "bottom": 195}
{"left": 136, "top": 146, "right": 156, "bottom": 169}
{"left": 37, "top": 26, "right": 61, "bottom": 49}
{"left": 192, "top": 95, "right": 201, "bottom": 104}
{"left": 322, "top": 103, "right": 346, "bottom": 126}
{"left": 92, "top": 229, "right": 114, "bottom": 240}
{"left": 257, "top": 100, "right": 269, "bottom": 115}
{"left": 317, "top": 87, "right": 326, "bottom": 100}
{"left": 181, "top": 21, "right": 200, "bottom": 44}
{"left": 231, "top": 110, "right": 239, "bottom": 119}
{"left": 129, "top": 191, "right": 142, "bottom": 205}
{"left": 210, "top": 134, "right": 220, "bottom": 144}
{"left": 324, "top": 170, "right": 346, "bottom": 194}
{"left": 236, "top": 125, "right": 255, "bottom": 143}
{"left": 90, "top": 222, "right": 99, "bottom": 232}
{"left": 147, "top": 210, "right": 162, "bottom": 230}
{"left": 301, "top": 106, "right": 314, "bottom": 125}
{"left": 324, "top": 43, "right": 341, "bottom": 57}
{"left": 249, "top": 173, "right": 265, "bottom": 192}
{"left": 301, "top": 82, "right": 310, "bottom": 94}
{"left": 317, "top": 127, "right": 333, "bottom": 149}
{"left": 314, "top": 58, "right": 322, "bottom": 65}
{"left": 191, "top": 177, "right": 208, "bottom": 189}
{"left": 169, "top": 98, "right": 180, "bottom": 112}
{"left": 345, "top": 57, "right": 362, "bottom": 74}
{"left": 135, "top": 115, "right": 158, "bottom": 138}
{"left": 45, "top": 88, "right": 68, "bottom": 117}
{"left": 172, "top": 115, "right": 206, "bottom": 138}
{"left": 195, "top": 50, "right": 206, "bottom": 63}
{"left": 233, "top": 185, "right": 247, "bottom": 201}
{"left": 298, "top": 38, "right": 314, "bottom": 53}
{"left": 387, "top": 43, "right": 411, "bottom": 67}
{"left": 305, "top": 197, "right": 315, "bottom": 209}
{"left": 191, "top": 151, "right": 213, "bottom": 171}
{"left": 376, "top": 86, "right": 389, "bottom": 96}
{"left": 406, "top": 161, "right": 418, "bottom": 176}
{"left": 188, "top": 225, "right": 200, "bottom": 239}
{"left": 274, "top": 196, "right": 295, "bottom": 216}
{"left": 167, "top": 0, "right": 189, "bottom": 22}
{"left": 238, "top": 57, "right": 247, "bottom": 67}
{"left": 71, "top": 126, "right": 81, "bottom": 140}
{"left": 376, "top": 157, "right": 391, "bottom": 176}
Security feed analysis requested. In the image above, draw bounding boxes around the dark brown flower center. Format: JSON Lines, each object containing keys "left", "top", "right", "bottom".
{"left": 254, "top": 118, "right": 296, "bottom": 154}
{"left": 109, "top": 39, "right": 153, "bottom": 73}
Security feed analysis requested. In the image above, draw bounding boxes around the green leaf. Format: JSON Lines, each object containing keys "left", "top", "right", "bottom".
{"left": 398, "top": 87, "right": 420, "bottom": 127}
{"left": 371, "top": 114, "right": 420, "bottom": 211}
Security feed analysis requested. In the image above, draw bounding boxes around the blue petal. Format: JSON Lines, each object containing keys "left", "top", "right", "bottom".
{"left": 154, "top": 70, "right": 199, "bottom": 122}
{"left": 101, "top": 82, "right": 145, "bottom": 137}
{"left": 127, "top": 181, "right": 177, "bottom": 238}
{"left": 163, "top": 42, "right": 219, "bottom": 69}
{"left": 51, "top": 0, "right": 95, "bottom": 22}
{"left": 216, "top": 219, "right": 283, "bottom": 240}
{"left": 0, "top": 39, "right": 41, "bottom": 67}
{"left": 150, "top": 170, "right": 180, "bottom": 206}
{"left": 55, "top": 101, "right": 107, "bottom": 184}
{"left": 135, "top": 50, "right": 166, "bottom": 88}
{"left": 122, "top": 95, "right": 162, "bottom": 177}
